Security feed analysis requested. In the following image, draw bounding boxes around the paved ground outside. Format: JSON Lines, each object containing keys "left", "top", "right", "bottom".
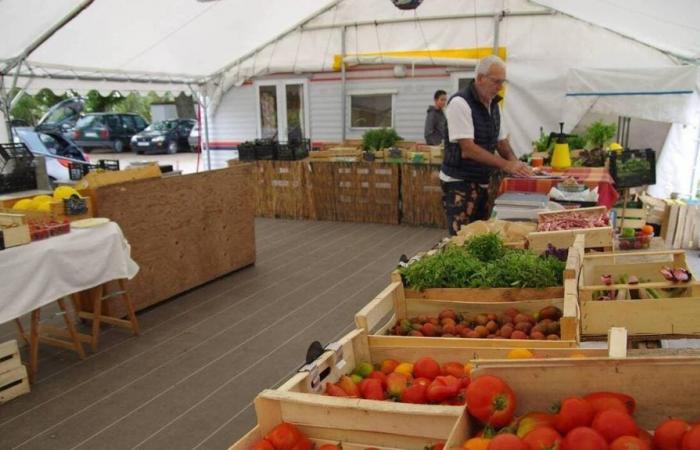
{"left": 84, "top": 148, "right": 236, "bottom": 174}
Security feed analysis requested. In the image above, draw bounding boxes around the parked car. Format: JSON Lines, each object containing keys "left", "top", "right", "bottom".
{"left": 130, "top": 118, "right": 196, "bottom": 154}
{"left": 188, "top": 121, "right": 200, "bottom": 151}
{"left": 12, "top": 128, "right": 90, "bottom": 184}
{"left": 34, "top": 97, "right": 85, "bottom": 136}
{"left": 72, "top": 113, "right": 148, "bottom": 153}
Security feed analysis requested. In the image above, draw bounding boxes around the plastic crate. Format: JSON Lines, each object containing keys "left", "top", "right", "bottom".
{"left": 609, "top": 148, "right": 656, "bottom": 188}
{"left": 237, "top": 142, "right": 256, "bottom": 161}
{"left": 68, "top": 163, "right": 85, "bottom": 181}
{"left": 97, "top": 159, "right": 120, "bottom": 171}
{"left": 276, "top": 139, "right": 310, "bottom": 161}
{"left": 254, "top": 139, "right": 276, "bottom": 160}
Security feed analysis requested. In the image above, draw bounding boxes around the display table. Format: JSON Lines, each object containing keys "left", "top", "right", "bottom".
{"left": 0, "top": 222, "right": 138, "bottom": 324}
{"left": 499, "top": 167, "right": 619, "bottom": 208}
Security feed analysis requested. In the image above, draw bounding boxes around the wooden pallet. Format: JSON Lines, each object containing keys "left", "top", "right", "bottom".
{"left": 229, "top": 390, "right": 466, "bottom": 450}
{"left": 355, "top": 279, "right": 585, "bottom": 353}
{"left": 0, "top": 340, "right": 30, "bottom": 404}
{"left": 529, "top": 206, "right": 613, "bottom": 252}
{"left": 578, "top": 248, "right": 700, "bottom": 339}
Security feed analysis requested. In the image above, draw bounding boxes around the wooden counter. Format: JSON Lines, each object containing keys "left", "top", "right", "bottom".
{"left": 90, "top": 165, "right": 256, "bottom": 315}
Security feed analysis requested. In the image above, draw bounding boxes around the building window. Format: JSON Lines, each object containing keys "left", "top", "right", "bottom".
{"left": 350, "top": 94, "right": 393, "bottom": 128}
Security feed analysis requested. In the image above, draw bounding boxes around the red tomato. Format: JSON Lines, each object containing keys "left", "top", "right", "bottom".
{"left": 555, "top": 397, "right": 595, "bottom": 434}
{"left": 609, "top": 436, "right": 650, "bottom": 450}
{"left": 431, "top": 442, "right": 445, "bottom": 450}
{"left": 466, "top": 375, "right": 516, "bottom": 428}
{"left": 426, "top": 375, "right": 461, "bottom": 403}
{"left": 317, "top": 445, "right": 341, "bottom": 450}
{"left": 251, "top": 440, "right": 275, "bottom": 450}
{"left": 517, "top": 412, "right": 557, "bottom": 438}
{"left": 636, "top": 428, "right": 654, "bottom": 449}
{"left": 487, "top": 434, "right": 529, "bottom": 450}
{"left": 400, "top": 383, "right": 427, "bottom": 404}
{"left": 682, "top": 424, "right": 700, "bottom": 450}
{"left": 367, "top": 371, "right": 388, "bottom": 389}
{"left": 265, "top": 423, "right": 304, "bottom": 450}
{"left": 654, "top": 419, "right": 690, "bottom": 450}
{"left": 325, "top": 383, "right": 349, "bottom": 397}
{"left": 584, "top": 392, "right": 636, "bottom": 415}
{"left": 414, "top": 357, "right": 441, "bottom": 380}
{"left": 359, "top": 378, "right": 384, "bottom": 401}
{"left": 591, "top": 410, "right": 638, "bottom": 443}
{"left": 337, "top": 376, "right": 360, "bottom": 397}
{"left": 290, "top": 438, "right": 312, "bottom": 450}
{"left": 562, "top": 427, "right": 609, "bottom": 450}
{"left": 442, "top": 362, "right": 465, "bottom": 378}
{"left": 522, "top": 426, "right": 562, "bottom": 450}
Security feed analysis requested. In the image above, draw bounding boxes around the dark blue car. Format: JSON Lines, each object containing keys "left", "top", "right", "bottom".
{"left": 130, "top": 119, "right": 196, "bottom": 154}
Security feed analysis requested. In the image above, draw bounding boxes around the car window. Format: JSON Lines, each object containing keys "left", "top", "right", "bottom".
{"left": 121, "top": 115, "right": 137, "bottom": 130}
{"left": 145, "top": 120, "right": 176, "bottom": 132}
{"left": 134, "top": 116, "right": 148, "bottom": 129}
{"left": 178, "top": 121, "right": 194, "bottom": 133}
{"left": 76, "top": 115, "right": 104, "bottom": 128}
{"left": 39, "top": 133, "right": 59, "bottom": 149}
{"left": 105, "top": 115, "right": 121, "bottom": 129}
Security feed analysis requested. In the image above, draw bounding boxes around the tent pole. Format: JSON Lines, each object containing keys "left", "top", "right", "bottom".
{"left": 340, "top": 26, "right": 347, "bottom": 143}
{"left": 202, "top": 96, "right": 212, "bottom": 171}
{"left": 493, "top": 11, "right": 506, "bottom": 54}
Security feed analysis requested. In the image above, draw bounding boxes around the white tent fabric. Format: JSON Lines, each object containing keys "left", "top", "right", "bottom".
{"left": 532, "top": 0, "right": 700, "bottom": 62}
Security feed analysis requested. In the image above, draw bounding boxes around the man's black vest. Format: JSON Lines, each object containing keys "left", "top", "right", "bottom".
{"left": 441, "top": 81, "right": 501, "bottom": 184}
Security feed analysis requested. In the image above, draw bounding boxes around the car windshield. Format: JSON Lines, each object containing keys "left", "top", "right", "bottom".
{"left": 76, "top": 115, "right": 104, "bottom": 128}
{"left": 145, "top": 120, "right": 177, "bottom": 132}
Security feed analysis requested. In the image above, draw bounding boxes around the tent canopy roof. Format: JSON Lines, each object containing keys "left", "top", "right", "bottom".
{"left": 2, "top": 0, "right": 698, "bottom": 95}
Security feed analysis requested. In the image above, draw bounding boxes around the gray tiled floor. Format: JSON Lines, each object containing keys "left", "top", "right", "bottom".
{"left": 0, "top": 219, "right": 445, "bottom": 450}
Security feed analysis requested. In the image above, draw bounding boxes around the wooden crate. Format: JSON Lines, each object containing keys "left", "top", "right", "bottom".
{"left": 444, "top": 356, "right": 700, "bottom": 440}
{"left": 400, "top": 165, "right": 445, "bottom": 228}
{"left": 529, "top": 206, "right": 613, "bottom": 252}
{"left": 0, "top": 340, "right": 30, "bottom": 404}
{"left": 229, "top": 391, "right": 466, "bottom": 450}
{"left": 0, "top": 213, "right": 31, "bottom": 247}
{"left": 254, "top": 161, "right": 315, "bottom": 220}
{"left": 615, "top": 207, "right": 648, "bottom": 230}
{"left": 74, "top": 164, "right": 161, "bottom": 189}
{"left": 355, "top": 279, "right": 584, "bottom": 352}
{"left": 48, "top": 196, "right": 94, "bottom": 222}
{"left": 578, "top": 249, "right": 700, "bottom": 339}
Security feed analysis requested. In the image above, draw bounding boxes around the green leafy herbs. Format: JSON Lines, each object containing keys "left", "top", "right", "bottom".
{"left": 361, "top": 128, "right": 403, "bottom": 152}
{"left": 464, "top": 233, "right": 505, "bottom": 262}
{"left": 400, "top": 236, "right": 565, "bottom": 290}
{"left": 585, "top": 121, "right": 617, "bottom": 149}
{"left": 532, "top": 127, "right": 552, "bottom": 153}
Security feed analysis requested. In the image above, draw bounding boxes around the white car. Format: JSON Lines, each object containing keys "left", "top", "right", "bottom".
{"left": 12, "top": 128, "right": 90, "bottom": 184}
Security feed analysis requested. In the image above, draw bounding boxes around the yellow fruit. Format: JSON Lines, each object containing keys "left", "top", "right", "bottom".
{"left": 53, "top": 186, "right": 79, "bottom": 201}
{"left": 463, "top": 437, "right": 490, "bottom": 450}
{"left": 393, "top": 362, "right": 413, "bottom": 377}
{"left": 463, "top": 362, "right": 473, "bottom": 377}
{"left": 36, "top": 202, "right": 52, "bottom": 212}
{"left": 506, "top": 348, "right": 534, "bottom": 359}
{"left": 30, "top": 195, "right": 52, "bottom": 210}
{"left": 12, "top": 199, "right": 33, "bottom": 210}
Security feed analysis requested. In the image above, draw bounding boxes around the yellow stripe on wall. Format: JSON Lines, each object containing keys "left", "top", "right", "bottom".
{"left": 332, "top": 47, "right": 507, "bottom": 71}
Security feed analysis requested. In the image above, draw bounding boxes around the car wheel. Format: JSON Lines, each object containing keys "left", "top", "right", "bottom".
{"left": 113, "top": 139, "right": 125, "bottom": 153}
{"left": 167, "top": 141, "right": 179, "bottom": 154}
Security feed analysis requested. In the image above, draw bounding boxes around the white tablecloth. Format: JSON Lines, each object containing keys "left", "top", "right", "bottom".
{"left": 0, "top": 222, "right": 139, "bottom": 324}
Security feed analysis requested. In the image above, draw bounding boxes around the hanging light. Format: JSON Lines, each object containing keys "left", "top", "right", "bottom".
{"left": 390, "top": 0, "right": 423, "bottom": 10}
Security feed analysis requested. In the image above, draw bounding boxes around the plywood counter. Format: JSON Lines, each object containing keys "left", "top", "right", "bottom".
{"left": 89, "top": 164, "right": 256, "bottom": 315}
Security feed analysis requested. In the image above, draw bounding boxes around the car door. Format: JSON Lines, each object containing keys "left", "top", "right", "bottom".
{"left": 177, "top": 121, "right": 194, "bottom": 147}
{"left": 120, "top": 115, "right": 138, "bottom": 139}
{"left": 105, "top": 115, "right": 122, "bottom": 140}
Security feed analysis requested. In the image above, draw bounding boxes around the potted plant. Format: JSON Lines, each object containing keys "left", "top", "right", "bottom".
{"left": 362, "top": 128, "right": 402, "bottom": 162}
{"left": 572, "top": 121, "right": 617, "bottom": 167}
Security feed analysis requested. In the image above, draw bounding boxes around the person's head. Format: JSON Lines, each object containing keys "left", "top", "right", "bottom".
{"left": 474, "top": 55, "right": 506, "bottom": 100}
{"left": 433, "top": 90, "right": 447, "bottom": 109}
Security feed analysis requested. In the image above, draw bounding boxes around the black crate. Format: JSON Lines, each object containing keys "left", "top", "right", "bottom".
{"left": 609, "top": 148, "right": 656, "bottom": 188}
{"left": 0, "top": 170, "right": 37, "bottom": 194}
{"left": 237, "top": 142, "right": 256, "bottom": 161}
{"left": 277, "top": 139, "right": 310, "bottom": 161}
{"left": 68, "top": 163, "right": 85, "bottom": 181}
{"left": 254, "top": 139, "right": 276, "bottom": 160}
{"left": 97, "top": 159, "right": 120, "bottom": 171}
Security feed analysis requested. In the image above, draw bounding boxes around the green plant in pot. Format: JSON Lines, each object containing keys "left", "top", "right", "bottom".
{"left": 362, "top": 128, "right": 402, "bottom": 161}
{"left": 572, "top": 120, "right": 617, "bottom": 167}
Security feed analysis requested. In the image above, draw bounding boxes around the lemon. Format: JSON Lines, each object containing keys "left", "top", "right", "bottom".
{"left": 36, "top": 202, "right": 53, "bottom": 213}
{"left": 506, "top": 348, "right": 534, "bottom": 359}
{"left": 53, "top": 186, "right": 79, "bottom": 201}
{"left": 393, "top": 362, "right": 414, "bottom": 377}
{"left": 12, "top": 199, "right": 33, "bottom": 210}
{"left": 30, "top": 195, "right": 53, "bottom": 210}
{"left": 608, "top": 142, "right": 623, "bottom": 153}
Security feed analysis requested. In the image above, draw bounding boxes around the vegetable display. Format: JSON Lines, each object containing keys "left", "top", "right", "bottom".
{"left": 388, "top": 306, "right": 564, "bottom": 340}
{"left": 400, "top": 234, "right": 565, "bottom": 290}
{"left": 537, "top": 212, "right": 609, "bottom": 232}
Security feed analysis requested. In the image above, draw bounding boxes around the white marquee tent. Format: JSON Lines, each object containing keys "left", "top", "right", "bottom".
{"left": 1, "top": 0, "right": 699, "bottom": 196}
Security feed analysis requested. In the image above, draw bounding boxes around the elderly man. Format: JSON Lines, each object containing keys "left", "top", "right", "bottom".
{"left": 440, "top": 55, "right": 532, "bottom": 235}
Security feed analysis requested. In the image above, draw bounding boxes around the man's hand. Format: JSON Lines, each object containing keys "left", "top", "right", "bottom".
{"left": 503, "top": 160, "right": 533, "bottom": 178}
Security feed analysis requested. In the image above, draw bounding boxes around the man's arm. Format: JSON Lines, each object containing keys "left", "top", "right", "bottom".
{"left": 424, "top": 113, "right": 435, "bottom": 144}
{"left": 459, "top": 139, "right": 532, "bottom": 177}
{"left": 497, "top": 138, "right": 519, "bottom": 162}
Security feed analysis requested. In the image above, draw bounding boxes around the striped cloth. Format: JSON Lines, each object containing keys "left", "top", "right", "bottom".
{"left": 499, "top": 167, "right": 619, "bottom": 208}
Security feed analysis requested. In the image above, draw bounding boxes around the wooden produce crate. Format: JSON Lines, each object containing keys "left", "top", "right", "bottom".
{"left": 355, "top": 279, "right": 584, "bottom": 353}
{"left": 528, "top": 206, "right": 614, "bottom": 252}
{"left": 400, "top": 164, "right": 445, "bottom": 228}
{"left": 443, "top": 355, "right": 700, "bottom": 444}
{"left": 74, "top": 164, "right": 161, "bottom": 190}
{"left": 0, "top": 212, "right": 31, "bottom": 248}
{"left": 229, "top": 390, "right": 466, "bottom": 450}
{"left": 48, "top": 196, "right": 94, "bottom": 222}
{"left": 578, "top": 249, "right": 700, "bottom": 339}
{"left": 615, "top": 206, "right": 648, "bottom": 230}
{"left": 254, "top": 161, "right": 315, "bottom": 220}
{"left": 0, "top": 340, "right": 30, "bottom": 403}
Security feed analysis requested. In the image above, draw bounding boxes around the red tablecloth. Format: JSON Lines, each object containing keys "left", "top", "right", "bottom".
{"left": 499, "top": 167, "right": 619, "bottom": 208}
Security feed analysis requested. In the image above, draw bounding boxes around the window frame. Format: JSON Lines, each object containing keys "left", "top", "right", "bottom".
{"left": 347, "top": 90, "right": 397, "bottom": 131}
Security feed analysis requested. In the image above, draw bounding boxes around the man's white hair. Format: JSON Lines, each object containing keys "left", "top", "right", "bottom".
{"left": 476, "top": 55, "right": 505, "bottom": 76}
